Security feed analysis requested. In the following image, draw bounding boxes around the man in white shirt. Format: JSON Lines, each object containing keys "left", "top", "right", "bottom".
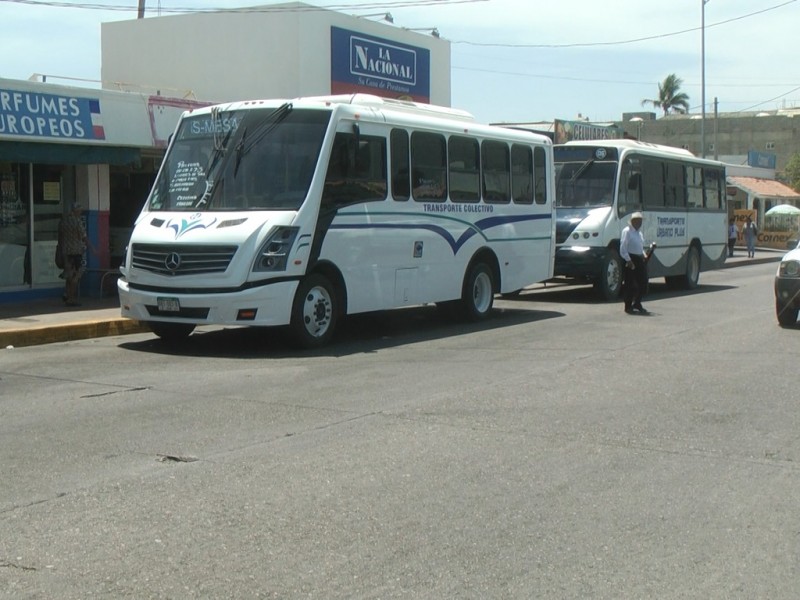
{"left": 619, "top": 211, "right": 649, "bottom": 314}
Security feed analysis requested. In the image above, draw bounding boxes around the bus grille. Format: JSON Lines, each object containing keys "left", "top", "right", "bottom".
{"left": 131, "top": 243, "right": 238, "bottom": 276}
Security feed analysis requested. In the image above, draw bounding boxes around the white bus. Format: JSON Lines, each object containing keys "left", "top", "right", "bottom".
{"left": 118, "top": 94, "right": 555, "bottom": 347}
{"left": 553, "top": 140, "right": 727, "bottom": 299}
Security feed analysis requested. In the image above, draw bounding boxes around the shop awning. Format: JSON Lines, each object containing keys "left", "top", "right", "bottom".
{"left": 0, "top": 141, "right": 141, "bottom": 166}
{"left": 727, "top": 176, "right": 800, "bottom": 200}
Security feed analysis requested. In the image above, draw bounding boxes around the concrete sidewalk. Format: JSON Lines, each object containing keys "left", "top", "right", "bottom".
{"left": 0, "top": 294, "right": 148, "bottom": 349}
{"left": 0, "top": 248, "right": 784, "bottom": 349}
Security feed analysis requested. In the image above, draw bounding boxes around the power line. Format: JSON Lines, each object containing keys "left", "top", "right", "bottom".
{"left": 453, "top": 65, "right": 798, "bottom": 90}
{"left": 0, "top": 0, "right": 487, "bottom": 12}
{"left": 737, "top": 85, "right": 800, "bottom": 113}
{"left": 448, "top": 0, "right": 797, "bottom": 48}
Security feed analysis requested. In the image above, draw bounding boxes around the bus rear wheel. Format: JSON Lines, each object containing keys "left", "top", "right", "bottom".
{"left": 594, "top": 250, "right": 622, "bottom": 301}
{"left": 289, "top": 273, "right": 338, "bottom": 348}
{"left": 461, "top": 262, "right": 494, "bottom": 321}
{"left": 683, "top": 246, "right": 701, "bottom": 289}
{"left": 668, "top": 246, "right": 701, "bottom": 290}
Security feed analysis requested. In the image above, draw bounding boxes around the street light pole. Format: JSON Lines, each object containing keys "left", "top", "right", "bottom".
{"left": 701, "top": 0, "right": 708, "bottom": 158}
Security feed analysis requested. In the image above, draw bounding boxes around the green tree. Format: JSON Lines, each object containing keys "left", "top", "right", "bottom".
{"left": 782, "top": 153, "right": 800, "bottom": 193}
{"left": 641, "top": 74, "right": 690, "bottom": 116}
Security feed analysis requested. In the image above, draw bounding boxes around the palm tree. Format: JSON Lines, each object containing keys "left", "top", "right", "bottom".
{"left": 641, "top": 74, "right": 690, "bottom": 116}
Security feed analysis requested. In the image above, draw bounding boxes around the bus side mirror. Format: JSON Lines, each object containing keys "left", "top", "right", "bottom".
{"left": 628, "top": 174, "right": 641, "bottom": 191}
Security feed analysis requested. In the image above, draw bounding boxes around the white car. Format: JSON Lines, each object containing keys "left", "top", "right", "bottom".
{"left": 775, "top": 242, "right": 800, "bottom": 327}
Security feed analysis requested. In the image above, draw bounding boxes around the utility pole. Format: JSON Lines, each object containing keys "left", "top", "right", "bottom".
{"left": 714, "top": 97, "right": 719, "bottom": 161}
{"left": 138, "top": 0, "right": 145, "bottom": 18}
{"left": 701, "top": 0, "right": 709, "bottom": 158}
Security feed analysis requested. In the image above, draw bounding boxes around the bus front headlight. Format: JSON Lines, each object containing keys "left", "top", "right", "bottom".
{"left": 253, "top": 226, "right": 299, "bottom": 272}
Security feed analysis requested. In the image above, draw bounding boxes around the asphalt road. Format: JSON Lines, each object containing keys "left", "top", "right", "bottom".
{"left": 1, "top": 261, "right": 798, "bottom": 599}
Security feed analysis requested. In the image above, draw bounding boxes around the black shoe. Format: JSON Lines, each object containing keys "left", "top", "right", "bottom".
{"left": 624, "top": 306, "right": 635, "bottom": 315}
{"left": 633, "top": 305, "right": 649, "bottom": 314}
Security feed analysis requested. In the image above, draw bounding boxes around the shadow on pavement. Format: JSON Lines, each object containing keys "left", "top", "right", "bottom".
{"left": 118, "top": 304, "right": 565, "bottom": 359}
{"left": 505, "top": 281, "right": 736, "bottom": 306}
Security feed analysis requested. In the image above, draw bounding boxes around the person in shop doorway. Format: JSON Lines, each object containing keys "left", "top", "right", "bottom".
{"left": 620, "top": 211, "right": 651, "bottom": 315}
{"left": 728, "top": 218, "right": 738, "bottom": 257}
{"left": 57, "top": 202, "right": 96, "bottom": 306}
{"left": 742, "top": 215, "right": 758, "bottom": 258}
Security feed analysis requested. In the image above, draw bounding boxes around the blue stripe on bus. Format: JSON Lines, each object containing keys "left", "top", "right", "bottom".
{"left": 330, "top": 212, "right": 551, "bottom": 255}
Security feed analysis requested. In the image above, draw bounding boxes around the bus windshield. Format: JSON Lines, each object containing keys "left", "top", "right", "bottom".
{"left": 148, "top": 105, "right": 331, "bottom": 211}
{"left": 555, "top": 160, "right": 618, "bottom": 209}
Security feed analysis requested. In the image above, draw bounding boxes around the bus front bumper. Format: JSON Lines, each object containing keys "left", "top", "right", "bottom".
{"left": 554, "top": 245, "right": 611, "bottom": 280}
{"left": 117, "top": 278, "right": 299, "bottom": 327}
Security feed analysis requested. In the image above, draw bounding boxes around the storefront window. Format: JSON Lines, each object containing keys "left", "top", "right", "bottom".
{"left": 0, "top": 163, "right": 30, "bottom": 286}
{"left": 32, "top": 164, "right": 75, "bottom": 285}
{"left": 0, "top": 162, "right": 76, "bottom": 288}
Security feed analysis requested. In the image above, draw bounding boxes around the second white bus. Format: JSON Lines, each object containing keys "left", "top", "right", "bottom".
{"left": 553, "top": 140, "right": 727, "bottom": 300}
{"left": 118, "top": 94, "right": 555, "bottom": 347}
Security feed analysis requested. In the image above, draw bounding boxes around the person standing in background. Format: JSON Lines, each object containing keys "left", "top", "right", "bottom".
{"left": 728, "top": 218, "right": 738, "bottom": 257}
{"left": 742, "top": 215, "right": 758, "bottom": 258}
{"left": 58, "top": 202, "right": 95, "bottom": 306}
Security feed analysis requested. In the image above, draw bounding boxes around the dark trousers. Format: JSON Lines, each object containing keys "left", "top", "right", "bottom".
{"left": 728, "top": 237, "right": 736, "bottom": 256}
{"left": 623, "top": 254, "right": 648, "bottom": 309}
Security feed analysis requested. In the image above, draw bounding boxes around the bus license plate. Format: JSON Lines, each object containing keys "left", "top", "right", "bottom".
{"left": 157, "top": 297, "right": 181, "bottom": 312}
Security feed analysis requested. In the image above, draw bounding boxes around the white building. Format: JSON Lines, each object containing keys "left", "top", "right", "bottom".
{"left": 101, "top": 1, "right": 450, "bottom": 106}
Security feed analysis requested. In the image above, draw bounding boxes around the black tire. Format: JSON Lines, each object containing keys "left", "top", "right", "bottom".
{"left": 776, "top": 298, "right": 799, "bottom": 327}
{"left": 682, "top": 246, "right": 701, "bottom": 290}
{"left": 289, "top": 273, "right": 338, "bottom": 348}
{"left": 148, "top": 322, "right": 195, "bottom": 341}
{"left": 460, "top": 262, "right": 494, "bottom": 321}
{"left": 594, "top": 250, "right": 623, "bottom": 301}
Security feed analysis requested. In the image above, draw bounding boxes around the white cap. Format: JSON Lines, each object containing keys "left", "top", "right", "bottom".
{"left": 630, "top": 211, "right": 644, "bottom": 221}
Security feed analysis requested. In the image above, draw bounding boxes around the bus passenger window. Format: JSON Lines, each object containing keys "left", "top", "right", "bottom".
{"left": 533, "top": 146, "right": 547, "bottom": 204}
{"left": 704, "top": 168, "right": 722, "bottom": 209}
{"left": 642, "top": 159, "right": 665, "bottom": 208}
{"left": 411, "top": 131, "right": 447, "bottom": 201}
{"left": 511, "top": 144, "right": 533, "bottom": 204}
{"left": 323, "top": 132, "right": 387, "bottom": 207}
{"left": 449, "top": 135, "right": 480, "bottom": 202}
{"left": 482, "top": 140, "right": 510, "bottom": 203}
{"left": 391, "top": 129, "right": 410, "bottom": 201}
{"left": 687, "top": 166, "right": 703, "bottom": 208}
{"left": 665, "top": 162, "right": 686, "bottom": 207}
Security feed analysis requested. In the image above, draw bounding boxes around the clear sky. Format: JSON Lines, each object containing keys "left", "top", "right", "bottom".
{"left": 2, "top": 0, "right": 798, "bottom": 125}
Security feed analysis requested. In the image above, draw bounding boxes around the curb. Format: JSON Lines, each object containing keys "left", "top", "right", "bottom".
{"left": 1, "top": 318, "right": 149, "bottom": 349}
{"left": 720, "top": 255, "right": 781, "bottom": 269}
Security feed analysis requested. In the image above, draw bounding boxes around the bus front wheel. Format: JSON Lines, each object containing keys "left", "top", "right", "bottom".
{"left": 594, "top": 250, "right": 623, "bottom": 301}
{"left": 461, "top": 262, "right": 494, "bottom": 321}
{"left": 289, "top": 274, "right": 338, "bottom": 348}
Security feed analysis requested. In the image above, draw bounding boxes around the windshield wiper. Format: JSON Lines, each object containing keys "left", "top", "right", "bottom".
{"left": 233, "top": 127, "right": 247, "bottom": 178}
{"left": 569, "top": 159, "right": 595, "bottom": 182}
{"left": 235, "top": 102, "right": 293, "bottom": 164}
{"left": 193, "top": 103, "right": 294, "bottom": 208}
